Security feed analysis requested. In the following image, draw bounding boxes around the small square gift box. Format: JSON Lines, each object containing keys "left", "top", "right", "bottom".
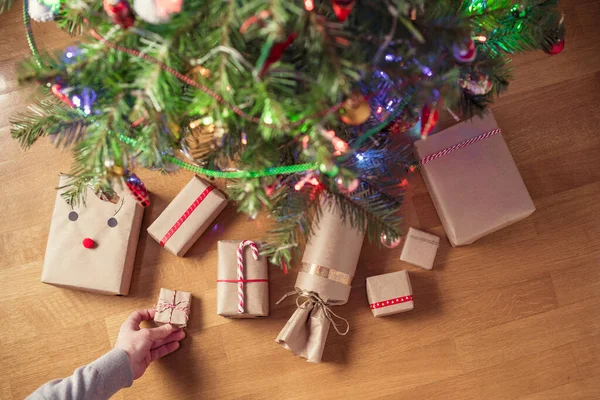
{"left": 41, "top": 174, "right": 144, "bottom": 295}
{"left": 154, "top": 288, "right": 192, "bottom": 328}
{"left": 148, "top": 175, "right": 227, "bottom": 256}
{"left": 400, "top": 227, "right": 440, "bottom": 270}
{"left": 414, "top": 112, "right": 535, "bottom": 246}
{"left": 366, "top": 270, "right": 414, "bottom": 317}
{"left": 217, "top": 240, "right": 269, "bottom": 318}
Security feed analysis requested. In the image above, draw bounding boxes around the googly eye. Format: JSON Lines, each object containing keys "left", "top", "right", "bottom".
{"left": 68, "top": 211, "right": 78, "bottom": 221}
{"left": 107, "top": 217, "right": 118, "bottom": 228}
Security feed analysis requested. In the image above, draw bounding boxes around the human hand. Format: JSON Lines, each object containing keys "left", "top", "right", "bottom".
{"left": 115, "top": 308, "right": 186, "bottom": 379}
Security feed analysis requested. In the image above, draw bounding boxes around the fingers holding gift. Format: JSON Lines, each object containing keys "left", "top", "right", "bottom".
{"left": 127, "top": 308, "right": 156, "bottom": 329}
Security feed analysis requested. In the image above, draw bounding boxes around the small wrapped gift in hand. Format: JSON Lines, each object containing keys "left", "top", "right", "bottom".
{"left": 217, "top": 240, "right": 269, "bottom": 318}
{"left": 366, "top": 270, "right": 414, "bottom": 317}
{"left": 154, "top": 288, "right": 192, "bottom": 328}
{"left": 148, "top": 175, "right": 227, "bottom": 256}
{"left": 400, "top": 227, "right": 440, "bottom": 270}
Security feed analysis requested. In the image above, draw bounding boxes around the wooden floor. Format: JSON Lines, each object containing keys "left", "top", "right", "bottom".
{"left": 1, "top": 2, "right": 600, "bottom": 399}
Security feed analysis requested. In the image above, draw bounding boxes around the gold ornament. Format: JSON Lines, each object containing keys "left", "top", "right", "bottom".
{"left": 181, "top": 119, "right": 227, "bottom": 163}
{"left": 187, "top": 65, "right": 211, "bottom": 80}
{"left": 340, "top": 93, "right": 371, "bottom": 125}
{"left": 108, "top": 165, "right": 125, "bottom": 176}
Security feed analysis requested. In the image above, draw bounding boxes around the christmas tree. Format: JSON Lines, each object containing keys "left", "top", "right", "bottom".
{"left": 5, "top": 0, "right": 564, "bottom": 268}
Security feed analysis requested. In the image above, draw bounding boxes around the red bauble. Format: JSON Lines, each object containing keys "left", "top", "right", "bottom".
{"left": 260, "top": 32, "right": 298, "bottom": 76}
{"left": 125, "top": 172, "right": 150, "bottom": 207}
{"left": 545, "top": 39, "right": 565, "bottom": 55}
{"left": 332, "top": 0, "right": 355, "bottom": 22}
{"left": 453, "top": 38, "right": 477, "bottom": 63}
{"left": 82, "top": 238, "right": 96, "bottom": 249}
{"left": 420, "top": 105, "right": 439, "bottom": 139}
{"left": 103, "top": 0, "right": 135, "bottom": 29}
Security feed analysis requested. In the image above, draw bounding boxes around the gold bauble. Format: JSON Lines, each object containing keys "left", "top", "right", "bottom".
{"left": 340, "top": 93, "right": 371, "bottom": 125}
{"left": 109, "top": 165, "right": 125, "bottom": 176}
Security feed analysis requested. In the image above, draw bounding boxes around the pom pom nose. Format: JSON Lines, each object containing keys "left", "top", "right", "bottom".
{"left": 82, "top": 238, "right": 96, "bottom": 249}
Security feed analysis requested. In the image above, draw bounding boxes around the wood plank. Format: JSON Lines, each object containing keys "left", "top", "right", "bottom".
{"left": 516, "top": 376, "right": 600, "bottom": 400}
{"left": 571, "top": 335, "right": 600, "bottom": 379}
{"left": 378, "top": 344, "right": 580, "bottom": 400}
{"left": 454, "top": 296, "right": 600, "bottom": 371}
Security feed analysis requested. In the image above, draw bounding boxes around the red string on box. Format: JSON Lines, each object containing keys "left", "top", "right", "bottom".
{"left": 159, "top": 185, "right": 215, "bottom": 246}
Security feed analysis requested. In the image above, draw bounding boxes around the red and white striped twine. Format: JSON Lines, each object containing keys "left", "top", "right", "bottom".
{"left": 419, "top": 128, "right": 502, "bottom": 166}
{"left": 237, "top": 240, "right": 259, "bottom": 314}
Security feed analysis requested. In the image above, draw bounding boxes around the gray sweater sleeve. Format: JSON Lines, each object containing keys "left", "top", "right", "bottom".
{"left": 27, "top": 348, "right": 134, "bottom": 400}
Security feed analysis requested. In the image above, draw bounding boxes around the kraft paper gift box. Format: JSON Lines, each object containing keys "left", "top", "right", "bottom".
{"left": 366, "top": 270, "right": 414, "bottom": 317}
{"left": 154, "top": 288, "right": 192, "bottom": 328}
{"left": 148, "top": 175, "right": 227, "bottom": 256}
{"left": 276, "top": 199, "right": 365, "bottom": 363}
{"left": 217, "top": 240, "right": 269, "bottom": 318}
{"left": 41, "top": 174, "right": 144, "bottom": 295}
{"left": 414, "top": 112, "right": 535, "bottom": 247}
{"left": 400, "top": 227, "right": 440, "bottom": 270}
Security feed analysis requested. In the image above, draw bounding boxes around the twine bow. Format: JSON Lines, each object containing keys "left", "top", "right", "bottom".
{"left": 277, "top": 290, "right": 350, "bottom": 335}
{"left": 155, "top": 290, "right": 190, "bottom": 324}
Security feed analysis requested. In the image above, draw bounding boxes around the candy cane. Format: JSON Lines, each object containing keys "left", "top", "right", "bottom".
{"left": 237, "top": 240, "right": 259, "bottom": 314}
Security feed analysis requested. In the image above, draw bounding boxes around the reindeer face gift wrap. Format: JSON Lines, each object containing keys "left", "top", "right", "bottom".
{"left": 41, "top": 174, "right": 144, "bottom": 295}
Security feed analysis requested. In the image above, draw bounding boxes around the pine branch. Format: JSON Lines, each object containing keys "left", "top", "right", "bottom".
{"left": 327, "top": 186, "right": 403, "bottom": 244}
{"left": 10, "top": 97, "right": 87, "bottom": 148}
{"left": 261, "top": 183, "right": 320, "bottom": 269}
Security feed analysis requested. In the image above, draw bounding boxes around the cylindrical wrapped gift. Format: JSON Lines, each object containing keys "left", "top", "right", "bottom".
{"left": 276, "top": 200, "right": 365, "bottom": 362}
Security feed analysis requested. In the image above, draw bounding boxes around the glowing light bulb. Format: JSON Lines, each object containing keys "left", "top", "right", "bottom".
{"left": 304, "top": 0, "right": 314, "bottom": 11}
{"left": 71, "top": 95, "right": 81, "bottom": 108}
{"left": 356, "top": 154, "right": 364, "bottom": 161}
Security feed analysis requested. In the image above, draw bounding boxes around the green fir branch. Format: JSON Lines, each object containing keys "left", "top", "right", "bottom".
{"left": 10, "top": 97, "right": 87, "bottom": 148}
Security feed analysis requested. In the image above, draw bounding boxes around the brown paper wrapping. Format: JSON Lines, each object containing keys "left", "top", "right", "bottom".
{"left": 41, "top": 174, "right": 144, "bottom": 296}
{"left": 399, "top": 227, "right": 439, "bottom": 270}
{"left": 414, "top": 113, "right": 535, "bottom": 246}
{"left": 366, "top": 270, "right": 413, "bottom": 317}
{"left": 147, "top": 176, "right": 227, "bottom": 256}
{"left": 275, "top": 302, "right": 331, "bottom": 363}
{"left": 276, "top": 200, "right": 365, "bottom": 362}
{"left": 154, "top": 288, "right": 192, "bottom": 328}
{"left": 217, "top": 240, "right": 269, "bottom": 318}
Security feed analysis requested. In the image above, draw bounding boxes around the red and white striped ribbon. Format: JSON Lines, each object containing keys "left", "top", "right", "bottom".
{"left": 419, "top": 128, "right": 502, "bottom": 166}
{"left": 237, "top": 240, "right": 259, "bottom": 314}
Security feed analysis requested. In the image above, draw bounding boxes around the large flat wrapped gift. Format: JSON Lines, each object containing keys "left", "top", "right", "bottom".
{"left": 414, "top": 113, "right": 535, "bottom": 246}
{"left": 147, "top": 175, "right": 227, "bottom": 256}
{"left": 41, "top": 174, "right": 144, "bottom": 295}
{"left": 217, "top": 240, "right": 269, "bottom": 318}
{"left": 276, "top": 199, "right": 365, "bottom": 363}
